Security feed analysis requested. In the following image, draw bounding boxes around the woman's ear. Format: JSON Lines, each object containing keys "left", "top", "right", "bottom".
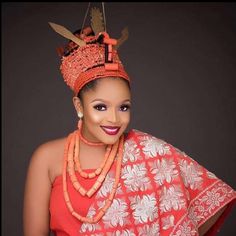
{"left": 72, "top": 96, "right": 83, "bottom": 115}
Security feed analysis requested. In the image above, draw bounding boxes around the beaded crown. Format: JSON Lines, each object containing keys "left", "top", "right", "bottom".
{"left": 49, "top": 7, "right": 130, "bottom": 95}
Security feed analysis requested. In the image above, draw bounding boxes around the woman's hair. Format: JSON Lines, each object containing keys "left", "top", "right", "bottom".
{"left": 63, "top": 28, "right": 95, "bottom": 57}
{"left": 77, "top": 77, "right": 131, "bottom": 101}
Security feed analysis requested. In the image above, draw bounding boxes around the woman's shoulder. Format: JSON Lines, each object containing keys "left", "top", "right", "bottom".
{"left": 126, "top": 129, "right": 169, "bottom": 144}
{"left": 125, "top": 128, "right": 189, "bottom": 158}
{"left": 32, "top": 136, "right": 67, "bottom": 159}
{"left": 29, "top": 136, "right": 67, "bottom": 181}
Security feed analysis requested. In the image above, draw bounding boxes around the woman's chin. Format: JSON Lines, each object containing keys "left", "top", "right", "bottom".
{"left": 100, "top": 133, "right": 123, "bottom": 145}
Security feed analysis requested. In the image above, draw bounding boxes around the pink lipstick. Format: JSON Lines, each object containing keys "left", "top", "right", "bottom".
{"left": 101, "top": 126, "right": 120, "bottom": 135}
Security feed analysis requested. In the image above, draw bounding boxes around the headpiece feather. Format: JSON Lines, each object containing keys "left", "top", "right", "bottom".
{"left": 48, "top": 22, "right": 86, "bottom": 47}
{"left": 90, "top": 7, "right": 105, "bottom": 35}
{"left": 115, "top": 27, "right": 129, "bottom": 50}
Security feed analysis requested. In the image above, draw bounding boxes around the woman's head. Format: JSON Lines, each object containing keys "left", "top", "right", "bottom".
{"left": 50, "top": 15, "right": 131, "bottom": 144}
{"left": 73, "top": 77, "right": 131, "bottom": 145}
{"left": 59, "top": 30, "right": 131, "bottom": 145}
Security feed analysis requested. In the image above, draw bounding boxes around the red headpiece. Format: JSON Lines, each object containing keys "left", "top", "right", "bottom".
{"left": 49, "top": 7, "right": 130, "bottom": 95}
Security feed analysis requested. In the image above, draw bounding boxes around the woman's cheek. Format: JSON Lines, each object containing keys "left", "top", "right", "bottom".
{"left": 86, "top": 109, "right": 104, "bottom": 124}
{"left": 122, "top": 112, "right": 131, "bottom": 127}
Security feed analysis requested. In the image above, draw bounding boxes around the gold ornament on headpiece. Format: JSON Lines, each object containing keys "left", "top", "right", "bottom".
{"left": 48, "top": 22, "right": 86, "bottom": 47}
{"left": 90, "top": 7, "right": 105, "bottom": 35}
{"left": 49, "top": 5, "right": 130, "bottom": 95}
{"left": 115, "top": 26, "right": 129, "bottom": 50}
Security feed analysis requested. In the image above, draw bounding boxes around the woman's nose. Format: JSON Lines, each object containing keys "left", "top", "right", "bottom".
{"left": 107, "top": 108, "right": 119, "bottom": 123}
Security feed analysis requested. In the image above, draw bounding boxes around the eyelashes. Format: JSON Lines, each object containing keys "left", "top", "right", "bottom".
{"left": 93, "top": 104, "right": 106, "bottom": 111}
{"left": 120, "top": 104, "right": 130, "bottom": 112}
{"left": 93, "top": 104, "right": 131, "bottom": 112}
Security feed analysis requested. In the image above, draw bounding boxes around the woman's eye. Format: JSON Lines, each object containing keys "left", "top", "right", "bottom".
{"left": 93, "top": 104, "right": 106, "bottom": 111}
{"left": 120, "top": 104, "right": 130, "bottom": 112}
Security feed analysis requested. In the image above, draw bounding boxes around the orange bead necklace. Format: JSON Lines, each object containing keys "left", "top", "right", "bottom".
{"left": 62, "top": 129, "right": 124, "bottom": 223}
{"left": 74, "top": 131, "right": 113, "bottom": 179}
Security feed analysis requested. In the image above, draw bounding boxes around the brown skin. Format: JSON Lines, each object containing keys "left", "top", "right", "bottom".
{"left": 23, "top": 78, "right": 225, "bottom": 236}
{"left": 73, "top": 78, "right": 131, "bottom": 146}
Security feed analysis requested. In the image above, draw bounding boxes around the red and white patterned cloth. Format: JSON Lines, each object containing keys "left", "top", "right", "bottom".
{"left": 50, "top": 129, "right": 236, "bottom": 236}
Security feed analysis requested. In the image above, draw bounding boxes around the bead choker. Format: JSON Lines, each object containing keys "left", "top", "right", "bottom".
{"left": 78, "top": 120, "right": 105, "bottom": 146}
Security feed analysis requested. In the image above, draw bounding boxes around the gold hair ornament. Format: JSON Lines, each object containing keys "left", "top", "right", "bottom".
{"left": 90, "top": 7, "right": 105, "bottom": 35}
{"left": 48, "top": 22, "right": 86, "bottom": 47}
{"left": 115, "top": 27, "right": 129, "bottom": 49}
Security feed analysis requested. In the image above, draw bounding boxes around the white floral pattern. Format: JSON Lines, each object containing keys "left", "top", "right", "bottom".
{"left": 138, "top": 222, "right": 160, "bottom": 236}
{"left": 123, "top": 139, "right": 141, "bottom": 163}
{"left": 179, "top": 159, "right": 203, "bottom": 190}
{"left": 102, "top": 198, "right": 129, "bottom": 227}
{"left": 162, "top": 215, "right": 175, "bottom": 230}
{"left": 188, "top": 206, "right": 203, "bottom": 225}
{"left": 130, "top": 193, "right": 158, "bottom": 223}
{"left": 109, "top": 229, "right": 136, "bottom": 236}
{"left": 121, "top": 163, "right": 151, "bottom": 191}
{"left": 174, "top": 221, "right": 197, "bottom": 236}
{"left": 150, "top": 158, "right": 178, "bottom": 185}
{"left": 96, "top": 173, "right": 122, "bottom": 198}
{"left": 202, "top": 190, "right": 223, "bottom": 211}
{"left": 207, "top": 171, "right": 217, "bottom": 179}
{"left": 80, "top": 207, "right": 101, "bottom": 233}
{"left": 198, "top": 184, "right": 230, "bottom": 214}
{"left": 160, "top": 185, "right": 186, "bottom": 213}
{"left": 140, "top": 135, "right": 171, "bottom": 157}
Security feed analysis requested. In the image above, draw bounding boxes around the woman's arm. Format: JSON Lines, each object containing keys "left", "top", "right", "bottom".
{"left": 198, "top": 205, "right": 227, "bottom": 236}
{"left": 23, "top": 144, "right": 52, "bottom": 236}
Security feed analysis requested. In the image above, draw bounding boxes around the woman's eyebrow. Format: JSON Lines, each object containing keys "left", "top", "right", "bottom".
{"left": 91, "top": 98, "right": 131, "bottom": 103}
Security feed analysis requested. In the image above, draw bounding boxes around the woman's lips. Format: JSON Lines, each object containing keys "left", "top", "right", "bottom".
{"left": 101, "top": 126, "right": 120, "bottom": 135}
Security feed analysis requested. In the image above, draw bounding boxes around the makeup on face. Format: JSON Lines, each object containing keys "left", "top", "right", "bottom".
{"left": 79, "top": 78, "right": 131, "bottom": 144}
{"left": 100, "top": 126, "right": 120, "bottom": 135}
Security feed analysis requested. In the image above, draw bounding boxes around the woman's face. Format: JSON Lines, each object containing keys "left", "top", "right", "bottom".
{"left": 74, "top": 78, "right": 131, "bottom": 145}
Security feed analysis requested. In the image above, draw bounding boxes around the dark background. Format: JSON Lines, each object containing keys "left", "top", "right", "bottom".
{"left": 2, "top": 2, "right": 236, "bottom": 235}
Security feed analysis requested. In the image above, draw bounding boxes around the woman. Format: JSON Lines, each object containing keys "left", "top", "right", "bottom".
{"left": 23, "top": 7, "right": 236, "bottom": 236}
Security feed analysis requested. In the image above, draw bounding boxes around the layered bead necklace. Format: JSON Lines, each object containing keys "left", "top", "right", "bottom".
{"left": 62, "top": 123, "right": 124, "bottom": 224}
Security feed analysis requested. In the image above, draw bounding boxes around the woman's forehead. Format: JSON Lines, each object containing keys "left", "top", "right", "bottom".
{"left": 83, "top": 78, "right": 131, "bottom": 101}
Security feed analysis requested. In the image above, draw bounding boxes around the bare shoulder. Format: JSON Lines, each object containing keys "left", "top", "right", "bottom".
{"left": 23, "top": 137, "right": 67, "bottom": 235}
{"left": 31, "top": 137, "right": 66, "bottom": 163}
{"left": 29, "top": 136, "right": 67, "bottom": 183}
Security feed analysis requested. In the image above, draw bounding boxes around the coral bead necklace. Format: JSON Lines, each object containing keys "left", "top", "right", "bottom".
{"left": 62, "top": 127, "right": 124, "bottom": 223}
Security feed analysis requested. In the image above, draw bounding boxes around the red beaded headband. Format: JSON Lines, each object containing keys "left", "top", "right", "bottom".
{"left": 49, "top": 7, "right": 130, "bottom": 95}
